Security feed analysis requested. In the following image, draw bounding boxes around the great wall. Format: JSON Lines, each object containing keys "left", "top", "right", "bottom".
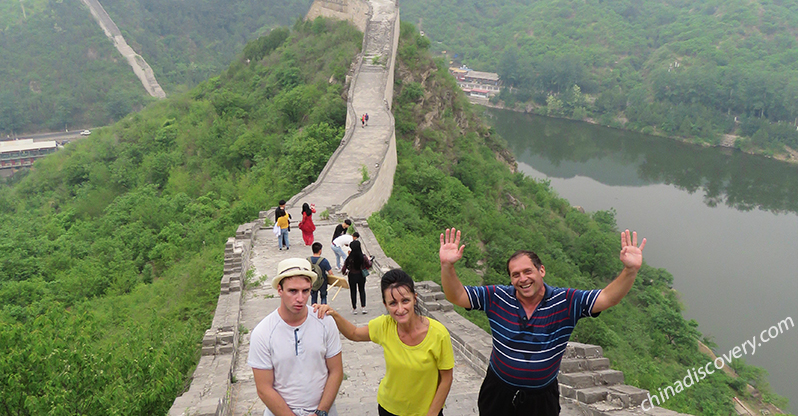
{"left": 168, "top": 1, "right": 695, "bottom": 415}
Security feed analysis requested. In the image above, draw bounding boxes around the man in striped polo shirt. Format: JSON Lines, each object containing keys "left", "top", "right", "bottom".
{"left": 439, "top": 228, "right": 646, "bottom": 416}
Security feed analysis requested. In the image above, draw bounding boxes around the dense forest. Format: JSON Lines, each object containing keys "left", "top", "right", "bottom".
{"left": 0, "top": 0, "right": 310, "bottom": 135}
{"left": 0, "top": 18, "right": 360, "bottom": 414}
{"left": 99, "top": 0, "right": 314, "bottom": 91}
{"left": 369, "top": 23, "right": 790, "bottom": 414}
{"left": 400, "top": 0, "right": 798, "bottom": 156}
{"left": 0, "top": 0, "right": 150, "bottom": 135}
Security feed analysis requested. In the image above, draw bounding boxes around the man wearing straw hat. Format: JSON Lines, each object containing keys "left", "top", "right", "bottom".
{"left": 248, "top": 258, "right": 344, "bottom": 416}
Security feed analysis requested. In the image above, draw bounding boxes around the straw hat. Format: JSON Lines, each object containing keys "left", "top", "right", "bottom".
{"left": 272, "top": 258, "right": 317, "bottom": 290}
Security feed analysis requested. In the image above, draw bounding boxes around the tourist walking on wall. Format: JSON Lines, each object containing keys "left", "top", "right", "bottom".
{"left": 438, "top": 228, "right": 646, "bottom": 416}
{"left": 276, "top": 211, "right": 290, "bottom": 250}
{"left": 341, "top": 239, "right": 371, "bottom": 314}
{"left": 361, "top": 114, "right": 365, "bottom": 128}
{"left": 330, "top": 219, "right": 351, "bottom": 269}
{"left": 309, "top": 242, "right": 335, "bottom": 305}
{"left": 364, "top": 113, "right": 369, "bottom": 126}
{"left": 298, "top": 202, "right": 317, "bottom": 245}
{"left": 275, "top": 200, "right": 291, "bottom": 229}
{"left": 314, "top": 269, "right": 454, "bottom": 416}
{"left": 249, "top": 258, "right": 343, "bottom": 416}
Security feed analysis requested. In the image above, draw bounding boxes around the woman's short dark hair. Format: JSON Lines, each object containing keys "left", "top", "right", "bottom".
{"left": 381, "top": 269, "right": 422, "bottom": 316}
{"left": 506, "top": 250, "right": 543, "bottom": 276}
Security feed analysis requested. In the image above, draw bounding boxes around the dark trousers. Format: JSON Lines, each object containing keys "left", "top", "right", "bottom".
{"left": 348, "top": 271, "right": 366, "bottom": 309}
{"left": 378, "top": 404, "right": 442, "bottom": 416}
{"left": 311, "top": 282, "right": 328, "bottom": 305}
{"left": 477, "top": 366, "right": 560, "bottom": 416}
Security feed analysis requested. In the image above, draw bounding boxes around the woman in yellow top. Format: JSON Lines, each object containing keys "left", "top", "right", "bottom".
{"left": 314, "top": 269, "right": 454, "bottom": 416}
{"left": 276, "top": 212, "right": 290, "bottom": 250}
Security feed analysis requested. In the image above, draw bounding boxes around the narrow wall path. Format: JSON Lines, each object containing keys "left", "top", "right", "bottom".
{"left": 79, "top": 0, "right": 166, "bottom": 98}
{"left": 228, "top": 0, "right": 485, "bottom": 413}
{"left": 229, "top": 223, "right": 484, "bottom": 415}
{"left": 285, "top": 0, "right": 400, "bottom": 220}
{"left": 169, "top": 0, "right": 687, "bottom": 414}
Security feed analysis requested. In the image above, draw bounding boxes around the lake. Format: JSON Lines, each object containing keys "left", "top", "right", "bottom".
{"left": 487, "top": 108, "right": 798, "bottom": 410}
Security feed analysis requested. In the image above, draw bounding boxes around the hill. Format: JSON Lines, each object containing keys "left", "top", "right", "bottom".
{"left": 0, "top": 18, "right": 360, "bottom": 414}
{"left": 0, "top": 0, "right": 311, "bottom": 135}
{"left": 369, "top": 22, "right": 790, "bottom": 414}
{"left": 98, "top": 0, "right": 314, "bottom": 92}
{"left": 0, "top": 0, "right": 150, "bottom": 134}
{"left": 400, "top": 0, "right": 798, "bottom": 158}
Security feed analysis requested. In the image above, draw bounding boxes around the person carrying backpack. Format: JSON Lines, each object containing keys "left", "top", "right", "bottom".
{"left": 309, "top": 242, "right": 335, "bottom": 305}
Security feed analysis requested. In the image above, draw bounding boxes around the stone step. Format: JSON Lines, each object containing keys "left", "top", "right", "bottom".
{"left": 606, "top": 385, "right": 649, "bottom": 408}
{"left": 561, "top": 358, "right": 610, "bottom": 373}
{"left": 558, "top": 369, "right": 624, "bottom": 389}
{"left": 564, "top": 342, "right": 604, "bottom": 359}
{"left": 574, "top": 386, "right": 609, "bottom": 404}
{"left": 419, "top": 291, "right": 446, "bottom": 302}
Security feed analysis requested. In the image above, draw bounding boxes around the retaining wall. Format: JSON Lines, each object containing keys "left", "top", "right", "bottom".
{"left": 306, "top": 0, "right": 370, "bottom": 32}
{"left": 168, "top": 222, "right": 259, "bottom": 416}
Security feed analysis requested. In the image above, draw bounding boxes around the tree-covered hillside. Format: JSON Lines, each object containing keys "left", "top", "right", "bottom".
{"left": 0, "top": 0, "right": 311, "bottom": 135}
{"left": 0, "top": 18, "right": 360, "bottom": 414}
{"left": 0, "top": 0, "right": 150, "bottom": 135}
{"left": 401, "top": 0, "right": 798, "bottom": 157}
{"left": 100, "top": 0, "right": 314, "bottom": 92}
{"left": 369, "top": 22, "right": 790, "bottom": 415}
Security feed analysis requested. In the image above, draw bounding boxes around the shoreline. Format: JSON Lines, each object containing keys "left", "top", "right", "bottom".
{"left": 473, "top": 97, "right": 798, "bottom": 166}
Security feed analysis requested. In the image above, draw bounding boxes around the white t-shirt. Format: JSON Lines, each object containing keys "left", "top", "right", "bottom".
{"left": 332, "top": 235, "right": 354, "bottom": 255}
{"left": 248, "top": 306, "right": 342, "bottom": 414}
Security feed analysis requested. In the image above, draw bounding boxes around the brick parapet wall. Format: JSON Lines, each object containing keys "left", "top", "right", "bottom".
{"left": 168, "top": 222, "right": 258, "bottom": 416}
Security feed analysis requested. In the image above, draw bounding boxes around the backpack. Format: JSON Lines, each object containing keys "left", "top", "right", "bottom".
{"left": 307, "top": 256, "right": 325, "bottom": 291}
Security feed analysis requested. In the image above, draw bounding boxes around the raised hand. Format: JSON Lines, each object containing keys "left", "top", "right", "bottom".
{"left": 439, "top": 228, "right": 465, "bottom": 266}
{"left": 313, "top": 303, "right": 336, "bottom": 319}
{"left": 619, "top": 230, "right": 646, "bottom": 271}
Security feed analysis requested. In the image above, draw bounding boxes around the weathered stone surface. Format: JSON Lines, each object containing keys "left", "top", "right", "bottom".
{"left": 562, "top": 358, "right": 590, "bottom": 373}
{"left": 588, "top": 357, "right": 611, "bottom": 371}
{"left": 576, "top": 386, "right": 610, "bottom": 404}
{"left": 596, "top": 369, "right": 625, "bottom": 386}
{"left": 560, "top": 372, "right": 600, "bottom": 389}
{"left": 607, "top": 384, "right": 649, "bottom": 407}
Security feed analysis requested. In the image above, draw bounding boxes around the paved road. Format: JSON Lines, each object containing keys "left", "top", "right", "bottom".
{"left": 1, "top": 130, "right": 89, "bottom": 143}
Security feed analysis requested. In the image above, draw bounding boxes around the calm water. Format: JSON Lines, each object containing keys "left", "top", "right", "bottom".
{"left": 487, "top": 108, "right": 798, "bottom": 410}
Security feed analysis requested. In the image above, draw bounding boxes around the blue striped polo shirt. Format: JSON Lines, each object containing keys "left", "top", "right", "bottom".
{"left": 465, "top": 283, "right": 601, "bottom": 389}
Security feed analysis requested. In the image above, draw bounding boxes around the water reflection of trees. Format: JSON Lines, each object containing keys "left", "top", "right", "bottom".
{"left": 490, "top": 109, "right": 798, "bottom": 215}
